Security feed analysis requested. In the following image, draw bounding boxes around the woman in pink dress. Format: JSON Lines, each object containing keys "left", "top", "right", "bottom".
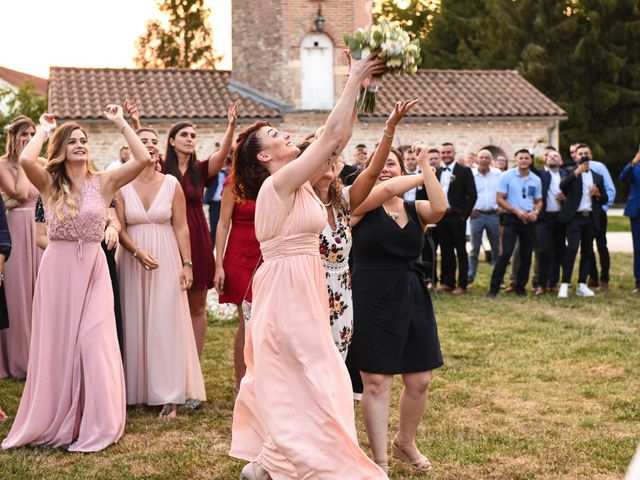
{"left": 214, "top": 176, "right": 261, "bottom": 398}
{"left": 229, "top": 53, "right": 388, "bottom": 480}
{"left": 2, "top": 106, "right": 153, "bottom": 452}
{"left": 115, "top": 128, "right": 206, "bottom": 420}
{"left": 0, "top": 115, "right": 43, "bottom": 379}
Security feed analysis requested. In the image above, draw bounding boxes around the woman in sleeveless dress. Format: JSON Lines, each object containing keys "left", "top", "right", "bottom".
{"left": 0, "top": 116, "right": 43, "bottom": 379}
{"left": 2, "top": 106, "right": 153, "bottom": 452}
{"left": 213, "top": 175, "right": 261, "bottom": 398}
{"left": 349, "top": 145, "right": 447, "bottom": 473}
{"left": 309, "top": 100, "right": 420, "bottom": 362}
{"left": 115, "top": 128, "right": 206, "bottom": 420}
{"left": 229, "top": 53, "right": 388, "bottom": 480}
{"left": 162, "top": 103, "right": 238, "bottom": 359}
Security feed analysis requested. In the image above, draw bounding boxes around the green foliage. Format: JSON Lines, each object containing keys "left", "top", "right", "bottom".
{"left": 375, "top": 0, "right": 640, "bottom": 198}
{"left": 0, "top": 82, "right": 47, "bottom": 156}
{"left": 134, "top": 0, "right": 220, "bottom": 69}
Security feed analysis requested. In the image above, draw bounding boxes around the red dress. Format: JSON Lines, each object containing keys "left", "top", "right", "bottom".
{"left": 219, "top": 177, "right": 261, "bottom": 304}
{"left": 166, "top": 161, "right": 214, "bottom": 290}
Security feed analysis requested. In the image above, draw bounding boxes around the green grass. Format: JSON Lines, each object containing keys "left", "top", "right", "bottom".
{"left": 607, "top": 215, "right": 631, "bottom": 232}
{"left": 1, "top": 253, "right": 639, "bottom": 479}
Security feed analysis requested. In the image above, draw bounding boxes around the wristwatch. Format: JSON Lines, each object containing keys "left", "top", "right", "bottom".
{"left": 183, "top": 260, "right": 193, "bottom": 268}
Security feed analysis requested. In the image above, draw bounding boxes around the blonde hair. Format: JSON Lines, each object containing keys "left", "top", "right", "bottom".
{"left": 4, "top": 115, "right": 36, "bottom": 167}
{"left": 45, "top": 122, "right": 96, "bottom": 219}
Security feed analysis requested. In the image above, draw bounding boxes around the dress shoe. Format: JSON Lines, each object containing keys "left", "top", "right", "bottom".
{"left": 436, "top": 284, "right": 453, "bottom": 293}
{"left": 587, "top": 278, "right": 599, "bottom": 288}
{"left": 558, "top": 283, "right": 569, "bottom": 298}
{"left": 452, "top": 287, "right": 466, "bottom": 295}
{"left": 515, "top": 289, "right": 527, "bottom": 297}
{"left": 576, "top": 283, "right": 595, "bottom": 297}
{"left": 486, "top": 291, "right": 498, "bottom": 299}
{"left": 597, "top": 282, "right": 609, "bottom": 292}
{"left": 534, "top": 287, "right": 545, "bottom": 296}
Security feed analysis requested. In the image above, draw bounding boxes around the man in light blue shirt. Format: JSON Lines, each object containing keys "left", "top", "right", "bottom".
{"left": 468, "top": 149, "right": 503, "bottom": 284}
{"left": 577, "top": 145, "right": 616, "bottom": 290}
{"left": 487, "top": 149, "right": 542, "bottom": 297}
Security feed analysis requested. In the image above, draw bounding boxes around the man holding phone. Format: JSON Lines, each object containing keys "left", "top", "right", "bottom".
{"left": 557, "top": 144, "right": 609, "bottom": 298}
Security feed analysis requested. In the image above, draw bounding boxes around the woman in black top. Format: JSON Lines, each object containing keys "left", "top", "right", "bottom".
{"left": 350, "top": 144, "right": 446, "bottom": 474}
{"left": 0, "top": 195, "right": 11, "bottom": 421}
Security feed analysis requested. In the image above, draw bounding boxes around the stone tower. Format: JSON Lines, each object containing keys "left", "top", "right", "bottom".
{"left": 231, "top": 0, "right": 372, "bottom": 110}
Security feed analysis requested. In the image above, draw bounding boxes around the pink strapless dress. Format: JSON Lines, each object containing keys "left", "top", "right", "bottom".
{"left": 229, "top": 178, "right": 386, "bottom": 479}
{"left": 0, "top": 170, "right": 42, "bottom": 379}
{"left": 2, "top": 175, "right": 126, "bottom": 452}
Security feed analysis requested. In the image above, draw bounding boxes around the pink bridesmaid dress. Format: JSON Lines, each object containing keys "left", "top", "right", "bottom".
{"left": 118, "top": 175, "right": 206, "bottom": 406}
{"left": 0, "top": 170, "right": 42, "bottom": 379}
{"left": 230, "top": 178, "right": 386, "bottom": 479}
{"left": 2, "top": 174, "right": 125, "bottom": 452}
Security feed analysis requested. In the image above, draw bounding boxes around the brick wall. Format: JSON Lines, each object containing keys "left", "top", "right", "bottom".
{"left": 80, "top": 115, "right": 560, "bottom": 171}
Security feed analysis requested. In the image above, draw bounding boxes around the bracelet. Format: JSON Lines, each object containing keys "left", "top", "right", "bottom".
{"left": 132, "top": 248, "right": 139, "bottom": 258}
{"left": 183, "top": 260, "right": 193, "bottom": 268}
{"left": 382, "top": 129, "right": 394, "bottom": 139}
{"left": 120, "top": 124, "right": 128, "bottom": 134}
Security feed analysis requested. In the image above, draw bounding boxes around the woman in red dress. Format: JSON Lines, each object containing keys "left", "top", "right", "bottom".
{"left": 163, "top": 103, "right": 238, "bottom": 359}
{"left": 214, "top": 176, "right": 261, "bottom": 398}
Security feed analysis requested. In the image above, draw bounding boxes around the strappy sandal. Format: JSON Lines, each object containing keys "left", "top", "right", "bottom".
{"left": 375, "top": 461, "right": 389, "bottom": 475}
{"left": 158, "top": 403, "right": 177, "bottom": 420}
{"left": 391, "top": 434, "right": 432, "bottom": 471}
{"left": 239, "top": 462, "right": 272, "bottom": 480}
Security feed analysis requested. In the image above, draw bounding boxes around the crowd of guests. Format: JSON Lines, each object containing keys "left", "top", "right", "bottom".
{"left": 0, "top": 56, "right": 639, "bottom": 479}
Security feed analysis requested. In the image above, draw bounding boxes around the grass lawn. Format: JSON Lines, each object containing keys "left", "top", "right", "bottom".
{"left": 1, "top": 253, "right": 639, "bottom": 479}
{"left": 607, "top": 215, "right": 631, "bottom": 232}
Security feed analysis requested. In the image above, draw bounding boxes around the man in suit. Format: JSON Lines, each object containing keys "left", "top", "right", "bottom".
{"left": 619, "top": 149, "right": 640, "bottom": 293}
{"left": 416, "top": 149, "right": 442, "bottom": 285}
{"left": 557, "top": 147, "right": 609, "bottom": 298}
{"left": 487, "top": 149, "right": 542, "bottom": 298}
{"left": 434, "top": 142, "right": 477, "bottom": 294}
{"left": 535, "top": 150, "right": 567, "bottom": 294}
{"left": 340, "top": 143, "right": 368, "bottom": 186}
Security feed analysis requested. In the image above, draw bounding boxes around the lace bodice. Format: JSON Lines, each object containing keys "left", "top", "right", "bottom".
{"left": 46, "top": 174, "right": 107, "bottom": 244}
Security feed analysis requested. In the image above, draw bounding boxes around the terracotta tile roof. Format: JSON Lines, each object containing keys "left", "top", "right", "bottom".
{"left": 362, "top": 70, "right": 566, "bottom": 118}
{"left": 48, "top": 67, "right": 281, "bottom": 120}
{"left": 0, "top": 66, "right": 48, "bottom": 96}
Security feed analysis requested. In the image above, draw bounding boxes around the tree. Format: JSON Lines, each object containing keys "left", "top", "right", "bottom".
{"left": 0, "top": 82, "right": 47, "bottom": 156}
{"left": 134, "top": 0, "right": 220, "bottom": 68}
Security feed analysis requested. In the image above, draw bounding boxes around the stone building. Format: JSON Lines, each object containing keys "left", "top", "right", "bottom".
{"left": 47, "top": 0, "right": 566, "bottom": 169}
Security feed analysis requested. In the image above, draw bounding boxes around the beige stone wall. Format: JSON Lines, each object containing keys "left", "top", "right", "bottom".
{"left": 81, "top": 115, "right": 560, "bottom": 171}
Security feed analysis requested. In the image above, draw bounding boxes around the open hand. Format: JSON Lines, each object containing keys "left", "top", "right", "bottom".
{"left": 227, "top": 101, "right": 238, "bottom": 126}
{"left": 39, "top": 113, "right": 57, "bottom": 133}
{"left": 124, "top": 98, "right": 139, "bottom": 122}
{"left": 387, "top": 98, "right": 421, "bottom": 128}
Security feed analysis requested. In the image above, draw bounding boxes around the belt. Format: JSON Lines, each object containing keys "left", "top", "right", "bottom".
{"left": 578, "top": 210, "right": 592, "bottom": 217}
{"left": 476, "top": 209, "right": 497, "bottom": 215}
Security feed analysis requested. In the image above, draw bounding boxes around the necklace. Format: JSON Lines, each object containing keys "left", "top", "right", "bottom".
{"left": 383, "top": 199, "right": 401, "bottom": 221}
{"left": 322, "top": 200, "right": 332, "bottom": 207}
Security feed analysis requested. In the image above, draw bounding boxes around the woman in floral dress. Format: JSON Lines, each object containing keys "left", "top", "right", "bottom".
{"left": 310, "top": 99, "right": 420, "bottom": 360}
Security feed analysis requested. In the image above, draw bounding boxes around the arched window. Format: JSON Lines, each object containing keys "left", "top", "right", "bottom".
{"left": 300, "top": 33, "right": 334, "bottom": 110}
{"left": 482, "top": 145, "right": 507, "bottom": 159}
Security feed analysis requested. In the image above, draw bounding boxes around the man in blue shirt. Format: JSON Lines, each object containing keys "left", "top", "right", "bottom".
{"left": 576, "top": 144, "right": 616, "bottom": 290}
{"left": 487, "top": 149, "right": 542, "bottom": 297}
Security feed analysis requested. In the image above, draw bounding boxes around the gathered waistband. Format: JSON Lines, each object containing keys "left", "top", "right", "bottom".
{"left": 261, "top": 233, "right": 320, "bottom": 261}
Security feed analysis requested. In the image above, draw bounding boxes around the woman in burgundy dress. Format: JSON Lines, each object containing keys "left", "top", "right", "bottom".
{"left": 214, "top": 175, "right": 261, "bottom": 398}
{"left": 163, "top": 102, "right": 238, "bottom": 359}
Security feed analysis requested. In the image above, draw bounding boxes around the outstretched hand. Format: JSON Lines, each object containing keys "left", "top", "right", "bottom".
{"left": 387, "top": 98, "right": 421, "bottom": 128}
{"left": 124, "top": 98, "right": 139, "bottom": 122}
{"left": 348, "top": 50, "right": 387, "bottom": 84}
{"left": 39, "top": 113, "right": 57, "bottom": 133}
{"left": 227, "top": 101, "right": 238, "bottom": 126}
{"left": 103, "top": 104, "right": 125, "bottom": 124}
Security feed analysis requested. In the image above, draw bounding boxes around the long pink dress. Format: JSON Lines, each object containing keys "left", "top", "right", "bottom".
{"left": 118, "top": 175, "right": 206, "bottom": 406}
{"left": 0, "top": 170, "right": 42, "bottom": 379}
{"left": 230, "top": 178, "right": 386, "bottom": 479}
{"left": 2, "top": 174, "right": 126, "bottom": 452}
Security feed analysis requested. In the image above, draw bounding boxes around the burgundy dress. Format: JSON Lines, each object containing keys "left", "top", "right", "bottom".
{"left": 219, "top": 177, "right": 261, "bottom": 305}
{"left": 165, "top": 161, "right": 214, "bottom": 290}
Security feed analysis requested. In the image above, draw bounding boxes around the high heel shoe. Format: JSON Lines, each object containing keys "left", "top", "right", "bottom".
{"left": 391, "top": 434, "right": 432, "bottom": 471}
{"left": 239, "top": 462, "right": 271, "bottom": 480}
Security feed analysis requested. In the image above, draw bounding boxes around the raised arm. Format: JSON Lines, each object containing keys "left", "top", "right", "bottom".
{"left": 19, "top": 114, "right": 56, "bottom": 193}
{"left": 213, "top": 185, "right": 235, "bottom": 294}
{"left": 351, "top": 175, "right": 423, "bottom": 219}
{"left": 124, "top": 98, "right": 142, "bottom": 132}
{"left": 349, "top": 98, "right": 421, "bottom": 211}
{"left": 272, "top": 52, "right": 387, "bottom": 200}
{"left": 0, "top": 162, "right": 30, "bottom": 202}
{"left": 171, "top": 182, "right": 193, "bottom": 290}
{"left": 101, "top": 105, "right": 153, "bottom": 200}
{"left": 414, "top": 146, "right": 447, "bottom": 228}
{"left": 206, "top": 102, "right": 238, "bottom": 180}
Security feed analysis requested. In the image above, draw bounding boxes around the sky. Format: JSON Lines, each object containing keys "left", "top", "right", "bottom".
{"left": 0, "top": 0, "right": 232, "bottom": 78}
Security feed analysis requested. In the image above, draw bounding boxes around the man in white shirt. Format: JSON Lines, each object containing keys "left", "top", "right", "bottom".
{"left": 402, "top": 146, "right": 420, "bottom": 201}
{"left": 105, "top": 145, "right": 130, "bottom": 171}
{"left": 468, "top": 149, "right": 502, "bottom": 284}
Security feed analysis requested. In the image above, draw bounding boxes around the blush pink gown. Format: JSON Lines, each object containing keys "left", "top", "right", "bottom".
{"left": 229, "top": 178, "right": 386, "bottom": 479}
{"left": 118, "top": 175, "right": 206, "bottom": 406}
{"left": 2, "top": 174, "right": 125, "bottom": 452}
{"left": 0, "top": 170, "right": 42, "bottom": 379}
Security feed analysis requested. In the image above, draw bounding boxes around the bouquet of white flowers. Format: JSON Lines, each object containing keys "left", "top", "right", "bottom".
{"left": 344, "top": 21, "right": 421, "bottom": 114}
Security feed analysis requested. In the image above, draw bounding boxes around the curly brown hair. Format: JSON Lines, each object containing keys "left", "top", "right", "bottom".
{"left": 231, "top": 121, "right": 271, "bottom": 201}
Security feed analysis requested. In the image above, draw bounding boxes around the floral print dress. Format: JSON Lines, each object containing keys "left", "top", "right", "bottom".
{"left": 319, "top": 201, "right": 353, "bottom": 360}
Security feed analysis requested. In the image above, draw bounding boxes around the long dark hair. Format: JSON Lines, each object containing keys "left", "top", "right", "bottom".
{"left": 231, "top": 122, "right": 271, "bottom": 201}
{"left": 164, "top": 122, "right": 201, "bottom": 188}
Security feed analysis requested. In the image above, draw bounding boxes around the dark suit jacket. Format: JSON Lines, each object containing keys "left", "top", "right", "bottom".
{"left": 436, "top": 162, "right": 477, "bottom": 219}
{"left": 340, "top": 163, "right": 359, "bottom": 186}
{"left": 559, "top": 168, "right": 608, "bottom": 230}
{"left": 620, "top": 162, "right": 640, "bottom": 219}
